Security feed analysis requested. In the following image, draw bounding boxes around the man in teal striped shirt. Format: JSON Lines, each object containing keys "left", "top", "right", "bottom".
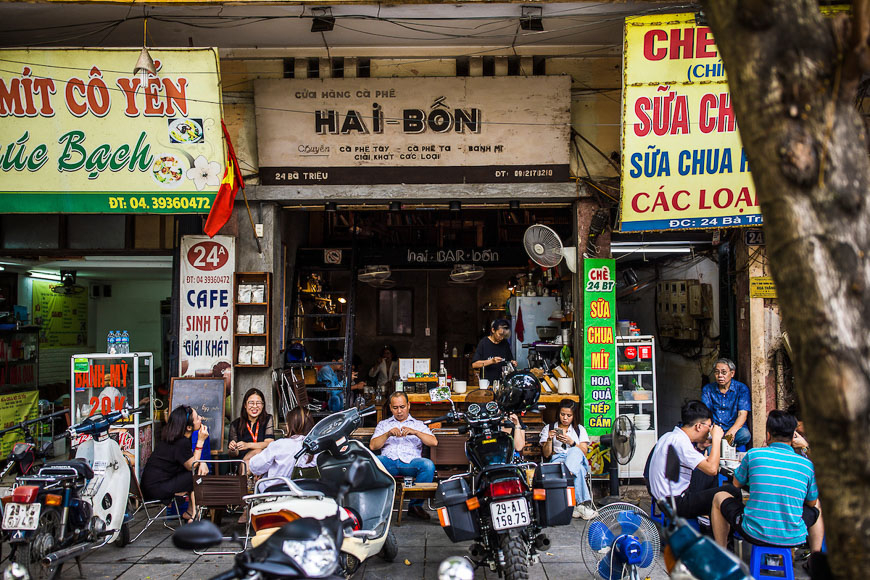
{"left": 710, "top": 410, "right": 825, "bottom": 551}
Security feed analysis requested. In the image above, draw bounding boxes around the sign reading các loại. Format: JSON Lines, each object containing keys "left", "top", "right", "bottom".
{"left": 254, "top": 76, "right": 571, "bottom": 185}
{"left": 0, "top": 48, "right": 224, "bottom": 213}
{"left": 619, "top": 13, "right": 761, "bottom": 232}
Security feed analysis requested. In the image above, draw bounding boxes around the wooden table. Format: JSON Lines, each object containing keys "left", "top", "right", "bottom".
{"left": 394, "top": 482, "right": 438, "bottom": 526}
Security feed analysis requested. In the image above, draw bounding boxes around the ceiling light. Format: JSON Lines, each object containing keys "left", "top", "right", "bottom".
{"left": 325, "top": 202, "right": 337, "bottom": 212}
{"left": 0, "top": 266, "right": 4, "bottom": 271}
{"left": 520, "top": 6, "right": 544, "bottom": 31}
{"left": 612, "top": 246, "right": 692, "bottom": 255}
{"left": 390, "top": 201, "right": 402, "bottom": 212}
{"left": 449, "top": 201, "right": 461, "bottom": 212}
{"left": 311, "top": 8, "right": 335, "bottom": 33}
{"left": 29, "top": 271, "right": 62, "bottom": 281}
{"left": 509, "top": 201, "right": 520, "bottom": 210}
{"left": 133, "top": 19, "right": 157, "bottom": 78}
{"left": 337, "top": 297, "right": 347, "bottom": 304}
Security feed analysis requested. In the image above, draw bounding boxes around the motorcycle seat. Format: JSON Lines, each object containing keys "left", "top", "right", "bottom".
{"left": 261, "top": 478, "right": 336, "bottom": 496}
{"left": 40, "top": 459, "right": 94, "bottom": 480}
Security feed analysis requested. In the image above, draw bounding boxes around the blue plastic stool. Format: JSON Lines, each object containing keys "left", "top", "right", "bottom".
{"left": 749, "top": 545, "right": 796, "bottom": 580}
{"left": 649, "top": 499, "right": 700, "bottom": 531}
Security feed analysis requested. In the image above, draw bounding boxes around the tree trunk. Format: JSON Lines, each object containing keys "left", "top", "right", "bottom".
{"left": 700, "top": 2, "right": 870, "bottom": 577}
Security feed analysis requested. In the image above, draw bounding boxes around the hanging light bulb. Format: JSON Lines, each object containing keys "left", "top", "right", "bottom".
{"left": 132, "top": 18, "right": 157, "bottom": 88}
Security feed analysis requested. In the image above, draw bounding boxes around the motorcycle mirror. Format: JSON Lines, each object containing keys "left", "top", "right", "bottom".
{"left": 172, "top": 520, "right": 223, "bottom": 550}
{"left": 39, "top": 441, "right": 54, "bottom": 457}
{"left": 428, "top": 386, "right": 451, "bottom": 403}
{"left": 665, "top": 445, "right": 681, "bottom": 483}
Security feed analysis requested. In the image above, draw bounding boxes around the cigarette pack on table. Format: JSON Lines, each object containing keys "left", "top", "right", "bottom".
{"left": 236, "top": 315, "right": 251, "bottom": 334}
{"left": 250, "top": 315, "right": 265, "bottom": 334}
{"left": 238, "top": 345, "right": 253, "bottom": 365}
{"left": 237, "top": 285, "right": 252, "bottom": 303}
{"left": 251, "top": 346, "right": 266, "bottom": 365}
{"left": 251, "top": 285, "right": 265, "bottom": 303}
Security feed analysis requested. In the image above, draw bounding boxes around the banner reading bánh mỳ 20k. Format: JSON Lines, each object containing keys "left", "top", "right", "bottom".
{"left": 0, "top": 48, "right": 224, "bottom": 213}
{"left": 619, "top": 13, "right": 760, "bottom": 232}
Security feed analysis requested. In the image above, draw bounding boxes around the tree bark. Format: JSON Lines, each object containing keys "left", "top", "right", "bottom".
{"left": 700, "top": 2, "right": 870, "bottom": 577}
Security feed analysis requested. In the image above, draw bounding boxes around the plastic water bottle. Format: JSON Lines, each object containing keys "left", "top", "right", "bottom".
{"left": 120, "top": 330, "right": 130, "bottom": 354}
{"left": 107, "top": 331, "right": 117, "bottom": 354}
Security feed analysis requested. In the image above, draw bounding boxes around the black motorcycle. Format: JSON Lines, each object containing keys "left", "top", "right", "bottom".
{"left": 425, "top": 373, "right": 576, "bottom": 580}
{"left": 0, "top": 409, "right": 70, "bottom": 480}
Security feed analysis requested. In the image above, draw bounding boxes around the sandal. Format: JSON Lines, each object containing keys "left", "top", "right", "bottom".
{"left": 182, "top": 510, "right": 195, "bottom": 521}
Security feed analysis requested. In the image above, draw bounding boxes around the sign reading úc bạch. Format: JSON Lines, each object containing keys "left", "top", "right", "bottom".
{"left": 0, "top": 48, "right": 224, "bottom": 213}
{"left": 583, "top": 258, "right": 616, "bottom": 436}
{"left": 619, "top": 13, "right": 761, "bottom": 232}
{"left": 254, "top": 76, "right": 571, "bottom": 185}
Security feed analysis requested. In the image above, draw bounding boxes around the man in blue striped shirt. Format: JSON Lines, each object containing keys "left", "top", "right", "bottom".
{"left": 710, "top": 410, "right": 824, "bottom": 551}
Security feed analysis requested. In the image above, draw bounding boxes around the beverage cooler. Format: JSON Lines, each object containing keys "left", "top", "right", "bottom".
{"left": 507, "top": 297, "right": 561, "bottom": 370}
{"left": 615, "top": 336, "right": 657, "bottom": 478}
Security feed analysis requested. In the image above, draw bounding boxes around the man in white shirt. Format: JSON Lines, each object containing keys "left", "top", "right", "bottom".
{"left": 647, "top": 400, "right": 740, "bottom": 519}
{"left": 370, "top": 392, "right": 438, "bottom": 520}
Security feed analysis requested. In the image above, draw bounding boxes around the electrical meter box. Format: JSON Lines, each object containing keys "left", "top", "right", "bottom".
{"left": 657, "top": 280, "right": 712, "bottom": 340}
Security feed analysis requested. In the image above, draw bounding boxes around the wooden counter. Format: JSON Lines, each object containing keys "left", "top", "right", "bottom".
{"left": 405, "top": 393, "right": 578, "bottom": 403}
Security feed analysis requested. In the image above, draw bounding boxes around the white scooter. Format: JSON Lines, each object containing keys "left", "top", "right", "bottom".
{"left": 245, "top": 406, "right": 398, "bottom": 576}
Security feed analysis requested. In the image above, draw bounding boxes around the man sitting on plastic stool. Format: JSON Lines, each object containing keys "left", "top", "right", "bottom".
{"left": 702, "top": 358, "right": 752, "bottom": 448}
{"left": 648, "top": 400, "right": 741, "bottom": 519}
{"left": 710, "top": 410, "right": 824, "bottom": 552}
{"left": 370, "top": 391, "right": 438, "bottom": 521}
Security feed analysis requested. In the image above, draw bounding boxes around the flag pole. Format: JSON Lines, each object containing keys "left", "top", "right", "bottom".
{"left": 241, "top": 186, "right": 262, "bottom": 254}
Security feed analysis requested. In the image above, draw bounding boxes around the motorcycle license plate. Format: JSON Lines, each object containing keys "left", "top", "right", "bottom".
{"left": 2, "top": 502, "right": 40, "bottom": 530}
{"left": 490, "top": 498, "right": 530, "bottom": 531}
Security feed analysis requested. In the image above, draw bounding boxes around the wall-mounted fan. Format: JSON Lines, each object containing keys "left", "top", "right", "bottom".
{"left": 50, "top": 270, "right": 85, "bottom": 295}
{"left": 522, "top": 225, "right": 577, "bottom": 273}
{"left": 449, "top": 264, "right": 485, "bottom": 283}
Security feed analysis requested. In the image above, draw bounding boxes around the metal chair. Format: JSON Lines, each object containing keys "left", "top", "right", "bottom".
{"left": 191, "top": 458, "right": 251, "bottom": 554}
{"left": 126, "top": 466, "right": 185, "bottom": 543}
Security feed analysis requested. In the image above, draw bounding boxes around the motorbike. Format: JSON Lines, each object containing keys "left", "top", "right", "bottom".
{"left": 0, "top": 409, "right": 70, "bottom": 482}
{"left": 1, "top": 405, "right": 145, "bottom": 579}
{"left": 657, "top": 444, "right": 751, "bottom": 580}
{"left": 173, "top": 457, "right": 371, "bottom": 580}
{"left": 426, "top": 373, "right": 575, "bottom": 580}
{"left": 245, "top": 406, "right": 397, "bottom": 576}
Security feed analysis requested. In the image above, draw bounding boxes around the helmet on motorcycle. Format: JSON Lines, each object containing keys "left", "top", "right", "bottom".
{"left": 496, "top": 370, "right": 541, "bottom": 413}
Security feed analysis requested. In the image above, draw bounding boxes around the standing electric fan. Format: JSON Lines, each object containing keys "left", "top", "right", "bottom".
{"left": 581, "top": 502, "right": 660, "bottom": 580}
{"left": 599, "top": 415, "right": 636, "bottom": 505}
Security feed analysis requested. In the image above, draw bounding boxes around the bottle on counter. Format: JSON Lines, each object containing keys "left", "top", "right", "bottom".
{"left": 451, "top": 346, "right": 459, "bottom": 358}
{"left": 438, "top": 359, "right": 447, "bottom": 388}
{"left": 120, "top": 330, "right": 130, "bottom": 354}
{"left": 107, "top": 331, "right": 117, "bottom": 354}
{"left": 442, "top": 342, "right": 449, "bottom": 359}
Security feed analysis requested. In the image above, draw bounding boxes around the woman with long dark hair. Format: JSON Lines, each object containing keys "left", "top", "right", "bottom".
{"left": 250, "top": 407, "right": 317, "bottom": 479}
{"left": 539, "top": 398, "right": 597, "bottom": 520}
{"left": 140, "top": 405, "right": 209, "bottom": 520}
{"left": 228, "top": 388, "right": 275, "bottom": 467}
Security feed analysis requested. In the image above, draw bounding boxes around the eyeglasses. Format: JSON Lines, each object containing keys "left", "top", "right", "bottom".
{"left": 713, "top": 370, "right": 731, "bottom": 376}
{"left": 247, "top": 401, "right": 264, "bottom": 407}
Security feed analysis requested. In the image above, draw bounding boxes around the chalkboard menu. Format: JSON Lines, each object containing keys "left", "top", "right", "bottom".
{"left": 169, "top": 378, "right": 226, "bottom": 452}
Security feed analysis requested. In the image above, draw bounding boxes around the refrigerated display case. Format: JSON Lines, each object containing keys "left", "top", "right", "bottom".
{"left": 507, "top": 296, "right": 561, "bottom": 370}
{"left": 615, "top": 336, "right": 657, "bottom": 478}
{"left": 70, "top": 352, "right": 154, "bottom": 477}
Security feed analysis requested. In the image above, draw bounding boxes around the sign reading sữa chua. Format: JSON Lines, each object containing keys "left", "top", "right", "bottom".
{"left": 619, "top": 13, "right": 761, "bottom": 232}
{"left": 583, "top": 258, "right": 617, "bottom": 436}
{"left": 254, "top": 76, "right": 571, "bottom": 185}
{"left": 0, "top": 48, "right": 224, "bottom": 213}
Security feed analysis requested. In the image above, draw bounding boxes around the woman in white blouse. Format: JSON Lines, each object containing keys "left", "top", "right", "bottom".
{"left": 369, "top": 345, "right": 399, "bottom": 387}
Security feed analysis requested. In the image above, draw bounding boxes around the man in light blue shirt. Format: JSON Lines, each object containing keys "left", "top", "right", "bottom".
{"left": 701, "top": 358, "right": 751, "bottom": 447}
{"left": 710, "top": 410, "right": 824, "bottom": 551}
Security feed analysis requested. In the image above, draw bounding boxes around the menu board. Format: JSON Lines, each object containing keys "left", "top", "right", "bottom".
{"left": 32, "top": 280, "right": 88, "bottom": 348}
{"left": 582, "top": 259, "right": 617, "bottom": 436}
{"left": 169, "top": 377, "right": 226, "bottom": 451}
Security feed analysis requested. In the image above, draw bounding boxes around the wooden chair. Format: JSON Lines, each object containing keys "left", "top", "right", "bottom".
{"left": 191, "top": 458, "right": 250, "bottom": 554}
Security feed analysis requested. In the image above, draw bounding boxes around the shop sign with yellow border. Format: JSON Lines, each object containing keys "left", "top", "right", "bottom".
{"left": 750, "top": 277, "right": 777, "bottom": 299}
{"left": 0, "top": 48, "right": 224, "bottom": 213}
{"left": 619, "top": 13, "right": 760, "bottom": 232}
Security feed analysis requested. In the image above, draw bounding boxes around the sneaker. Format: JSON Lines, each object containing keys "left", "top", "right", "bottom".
{"left": 573, "top": 504, "right": 598, "bottom": 520}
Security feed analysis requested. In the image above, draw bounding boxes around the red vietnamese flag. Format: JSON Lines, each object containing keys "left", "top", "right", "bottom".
{"left": 204, "top": 121, "right": 244, "bottom": 237}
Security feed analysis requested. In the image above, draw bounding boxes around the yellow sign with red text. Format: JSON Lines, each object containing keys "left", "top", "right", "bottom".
{"left": 620, "top": 13, "right": 759, "bottom": 232}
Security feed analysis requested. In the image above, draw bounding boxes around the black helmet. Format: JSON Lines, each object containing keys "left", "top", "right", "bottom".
{"left": 496, "top": 370, "right": 541, "bottom": 413}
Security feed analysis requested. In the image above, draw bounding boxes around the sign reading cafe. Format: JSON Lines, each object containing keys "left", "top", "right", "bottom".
{"left": 254, "top": 76, "right": 571, "bottom": 185}
{"left": 0, "top": 48, "right": 224, "bottom": 213}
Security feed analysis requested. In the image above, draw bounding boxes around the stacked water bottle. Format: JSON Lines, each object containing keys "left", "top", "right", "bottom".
{"left": 106, "top": 330, "right": 130, "bottom": 354}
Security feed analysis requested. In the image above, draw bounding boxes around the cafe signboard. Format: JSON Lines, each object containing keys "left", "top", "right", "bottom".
{"left": 255, "top": 76, "right": 571, "bottom": 185}
{"left": 582, "top": 258, "right": 617, "bottom": 436}
{"left": 0, "top": 48, "right": 224, "bottom": 213}
{"left": 619, "top": 13, "right": 761, "bottom": 232}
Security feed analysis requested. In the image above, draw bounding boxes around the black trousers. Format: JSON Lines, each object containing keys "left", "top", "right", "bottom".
{"left": 671, "top": 469, "right": 741, "bottom": 519}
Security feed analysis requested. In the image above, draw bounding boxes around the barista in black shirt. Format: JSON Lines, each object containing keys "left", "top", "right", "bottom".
{"left": 472, "top": 319, "right": 517, "bottom": 382}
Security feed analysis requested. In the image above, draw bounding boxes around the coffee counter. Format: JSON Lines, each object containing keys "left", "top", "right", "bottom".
{"left": 404, "top": 393, "right": 579, "bottom": 404}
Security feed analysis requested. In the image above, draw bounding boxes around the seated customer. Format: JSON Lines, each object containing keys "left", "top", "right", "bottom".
{"left": 228, "top": 388, "right": 275, "bottom": 467}
{"left": 701, "top": 358, "right": 751, "bottom": 447}
{"left": 250, "top": 407, "right": 317, "bottom": 480}
{"left": 140, "top": 405, "right": 210, "bottom": 520}
{"left": 711, "top": 410, "right": 824, "bottom": 551}
{"left": 369, "top": 392, "right": 438, "bottom": 520}
{"left": 648, "top": 400, "right": 740, "bottom": 519}
{"left": 539, "top": 399, "right": 597, "bottom": 520}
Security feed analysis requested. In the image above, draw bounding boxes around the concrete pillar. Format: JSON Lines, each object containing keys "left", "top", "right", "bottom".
{"left": 344, "top": 57, "right": 358, "bottom": 78}
{"left": 319, "top": 58, "right": 332, "bottom": 79}
{"left": 494, "top": 56, "right": 508, "bottom": 76}
{"left": 294, "top": 58, "right": 308, "bottom": 79}
{"left": 469, "top": 56, "right": 483, "bottom": 77}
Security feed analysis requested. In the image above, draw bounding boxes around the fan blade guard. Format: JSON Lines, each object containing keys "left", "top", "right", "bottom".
{"left": 586, "top": 520, "right": 616, "bottom": 551}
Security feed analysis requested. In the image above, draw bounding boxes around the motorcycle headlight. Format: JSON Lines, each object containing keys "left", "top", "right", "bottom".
{"left": 668, "top": 561, "right": 700, "bottom": 580}
{"left": 281, "top": 528, "right": 339, "bottom": 578}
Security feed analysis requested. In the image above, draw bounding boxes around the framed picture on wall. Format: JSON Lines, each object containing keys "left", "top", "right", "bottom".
{"left": 377, "top": 289, "right": 413, "bottom": 336}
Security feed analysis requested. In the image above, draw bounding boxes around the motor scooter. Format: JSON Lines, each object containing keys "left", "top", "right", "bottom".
{"left": 245, "top": 406, "right": 397, "bottom": 576}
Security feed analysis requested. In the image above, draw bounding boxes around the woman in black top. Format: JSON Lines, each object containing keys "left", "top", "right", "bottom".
{"left": 472, "top": 319, "right": 517, "bottom": 382}
{"left": 140, "top": 405, "right": 209, "bottom": 520}
{"left": 228, "top": 388, "right": 275, "bottom": 469}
